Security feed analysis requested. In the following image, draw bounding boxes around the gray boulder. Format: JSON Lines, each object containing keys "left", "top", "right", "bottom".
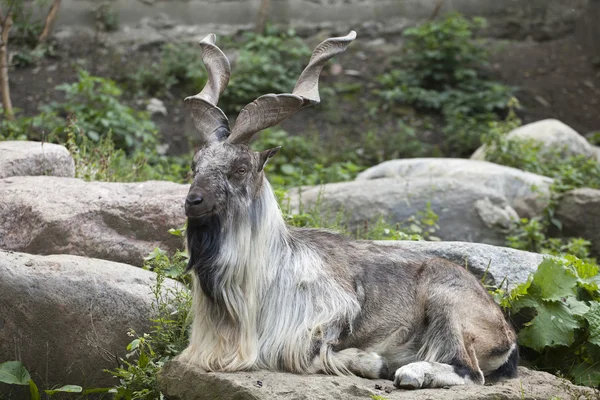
{"left": 375, "top": 240, "right": 545, "bottom": 291}
{"left": 160, "top": 360, "right": 597, "bottom": 400}
{"left": 556, "top": 188, "right": 600, "bottom": 255}
{"left": 0, "top": 141, "right": 75, "bottom": 179}
{"left": 288, "top": 178, "right": 519, "bottom": 245}
{"left": 0, "top": 250, "right": 183, "bottom": 388}
{"left": 356, "top": 158, "right": 552, "bottom": 218}
{"left": 0, "top": 176, "right": 188, "bottom": 266}
{"left": 471, "top": 119, "right": 598, "bottom": 162}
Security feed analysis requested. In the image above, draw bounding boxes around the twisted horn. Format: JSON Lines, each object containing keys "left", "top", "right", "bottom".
{"left": 185, "top": 33, "right": 231, "bottom": 144}
{"left": 228, "top": 31, "right": 357, "bottom": 145}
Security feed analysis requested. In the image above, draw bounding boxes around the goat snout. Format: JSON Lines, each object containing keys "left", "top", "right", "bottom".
{"left": 186, "top": 193, "right": 204, "bottom": 206}
{"left": 185, "top": 189, "right": 214, "bottom": 218}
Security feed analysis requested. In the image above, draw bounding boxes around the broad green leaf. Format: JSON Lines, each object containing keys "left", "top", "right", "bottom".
{"left": 585, "top": 303, "right": 600, "bottom": 347}
{"left": 0, "top": 361, "right": 31, "bottom": 385}
{"left": 532, "top": 258, "right": 578, "bottom": 302}
{"left": 44, "top": 385, "right": 83, "bottom": 395}
{"left": 563, "top": 296, "right": 589, "bottom": 317}
{"left": 29, "top": 379, "right": 40, "bottom": 400}
{"left": 518, "top": 300, "right": 584, "bottom": 352}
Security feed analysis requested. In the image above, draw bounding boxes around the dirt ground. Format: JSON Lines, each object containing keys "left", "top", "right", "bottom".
{"left": 5, "top": 29, "right": 600, "bottom": 155}
{"left": 489, "top": 36, "right": 600, "bottom": 135}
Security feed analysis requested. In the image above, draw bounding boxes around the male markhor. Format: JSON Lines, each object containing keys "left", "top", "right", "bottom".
{"left": 178, "top": 31, "right": 518, "bottom": 389}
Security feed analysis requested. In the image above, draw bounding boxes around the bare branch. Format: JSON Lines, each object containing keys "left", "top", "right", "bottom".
{"left": 0, "top": 7, "right": 14, "bottom": 120}
{"left": 38, "top": 0, "right": 61, "bottom": 44}
{"left": 255, "top": 0, "right": 270, "bottom": 34}
{"left": 428, "top": 0, "right": 445, "bottom": 21}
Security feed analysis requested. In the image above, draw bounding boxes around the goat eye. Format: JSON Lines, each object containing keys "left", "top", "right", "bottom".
{"left": 236, "top": 167, "right": 247, "bottom": 175}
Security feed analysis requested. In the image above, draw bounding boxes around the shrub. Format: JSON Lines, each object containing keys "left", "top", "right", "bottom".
{"left": 376, "top": 13, "right": 515, "bottom": 156}
{"left": 41, "top": 70, "right": 159, "bottom": 152}
{"left": 124, "top": 43, "right": 208, "bottom": 97}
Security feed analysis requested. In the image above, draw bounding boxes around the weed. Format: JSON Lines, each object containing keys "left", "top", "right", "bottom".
{"left": 105, "top": 244, "right": 192, "bottom": 399}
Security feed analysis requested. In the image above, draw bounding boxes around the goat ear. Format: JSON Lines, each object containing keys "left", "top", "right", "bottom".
{"left": 259, "top": 147, "right": 281, "bottom": 171}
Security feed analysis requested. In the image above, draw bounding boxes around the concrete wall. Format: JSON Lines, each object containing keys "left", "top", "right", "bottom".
{"left": 55, "top": 0, "right": 588, "bottom": 39}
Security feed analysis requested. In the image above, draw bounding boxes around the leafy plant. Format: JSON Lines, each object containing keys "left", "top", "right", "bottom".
{"left": 41, "top": 70, "right": 158, "bottom": 152}
{"left": 376, "top": 13, "right": 515, "bottom": 156}
{"left": 105, "top": 243, "right": 191, "bottom": 399}
{"left": 501, "top": 256, "right": 600, "bottom": 387}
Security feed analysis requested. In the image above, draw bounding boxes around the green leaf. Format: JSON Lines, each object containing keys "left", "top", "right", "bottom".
{"left": 44, "top": 385, "right": 83, "bottom": 395}
{"left": 518, "top": 300, "right": 584, "bottom": 351}
{"left": 585, "top": 302, "right": 600, "bottom": 347}
{"left": 127, "top": 338, "right": 141, "bottom": 351}
{"left": 29, "top": 379, "right": 40, "bottom": 400}
{"left": 532, "top": 258, "right": 578, "bottom": 301}
{"left": 0, "top": 361, "right": 31, "bottom": 385}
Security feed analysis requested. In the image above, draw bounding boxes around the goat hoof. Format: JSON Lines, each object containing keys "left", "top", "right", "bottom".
{"left": 394, "top": 366, "right": 424, "bottom": 389}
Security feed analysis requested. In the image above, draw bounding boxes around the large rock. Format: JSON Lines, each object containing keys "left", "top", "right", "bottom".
{"left": 556, "top": 188, "right": 600, "bottom": 255}
{"left": 0, "top": 141, "right": 75, "bottom": 179}
{"left": 356, "top": 158, "right": 552, "bottom": 218}
{"left": 289, "top": 178, "right": 519, "bottom": 245}
{"left": 0, "top": 176, "right": 188, "bottom": 266}
{"left": 0, "top": 250, "right": 182, "bottom": 388}
{"left": 375, "top": 240, "right": 545, "bottom": 290}
{"left": 471, "top": 119, "right": 599, "bottom": 162}
{"left": 160, "top": 360, "right": 597, "bottom": 400}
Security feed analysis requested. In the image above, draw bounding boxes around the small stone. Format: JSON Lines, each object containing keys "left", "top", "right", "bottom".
{"left": 146, "top": 98, "right": 168, "bottom": 116}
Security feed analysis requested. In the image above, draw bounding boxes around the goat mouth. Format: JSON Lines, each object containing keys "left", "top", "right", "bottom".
{"left": 186, "top": 208, "right": 217, "bottom": 220}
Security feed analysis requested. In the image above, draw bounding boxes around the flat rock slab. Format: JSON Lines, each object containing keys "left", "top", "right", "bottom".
{"left": 0, "top": 176, "right": 189, "bottom": 266}
{"left": 374, "top": 240, "right": 546, "bottom": 290}
{"left": 356, "top": 158, "right": 552, "bottom": 218}
{"left": 160, "top": 361, "right": 597, "bottom": 400}
{"left": 0, "top": 250, "right": 182, "bottom": 388}
{"left": 0, "top": 140, "right": 75, "bottom": 179}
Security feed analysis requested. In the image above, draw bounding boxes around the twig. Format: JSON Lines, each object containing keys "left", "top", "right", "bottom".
{"left": 38, "top": 0, "right": 61, "bottom": 44}
{"left": 428, "top": 0, "right": 445, "bottom": 21}
{"left": 255, "top": 0, "right": 270, "bottom": 34}
{"left": 0, "top": 5, "right": 14, "bottom": 121}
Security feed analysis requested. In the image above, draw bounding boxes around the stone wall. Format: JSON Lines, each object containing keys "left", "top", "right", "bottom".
{"left": 56, "top": 0, "right": 588, "bottom": 39}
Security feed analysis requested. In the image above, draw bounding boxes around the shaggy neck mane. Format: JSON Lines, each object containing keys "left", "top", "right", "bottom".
{"left": 182, "top": 178, "right": 360, "bottom": 373}
{"left": 186, "top": 178, "right": 289, "bottom": 306}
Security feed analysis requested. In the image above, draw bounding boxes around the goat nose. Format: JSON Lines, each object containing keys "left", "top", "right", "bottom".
{"left": 186, "top": 193, "right": 204, "bottom": 206}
